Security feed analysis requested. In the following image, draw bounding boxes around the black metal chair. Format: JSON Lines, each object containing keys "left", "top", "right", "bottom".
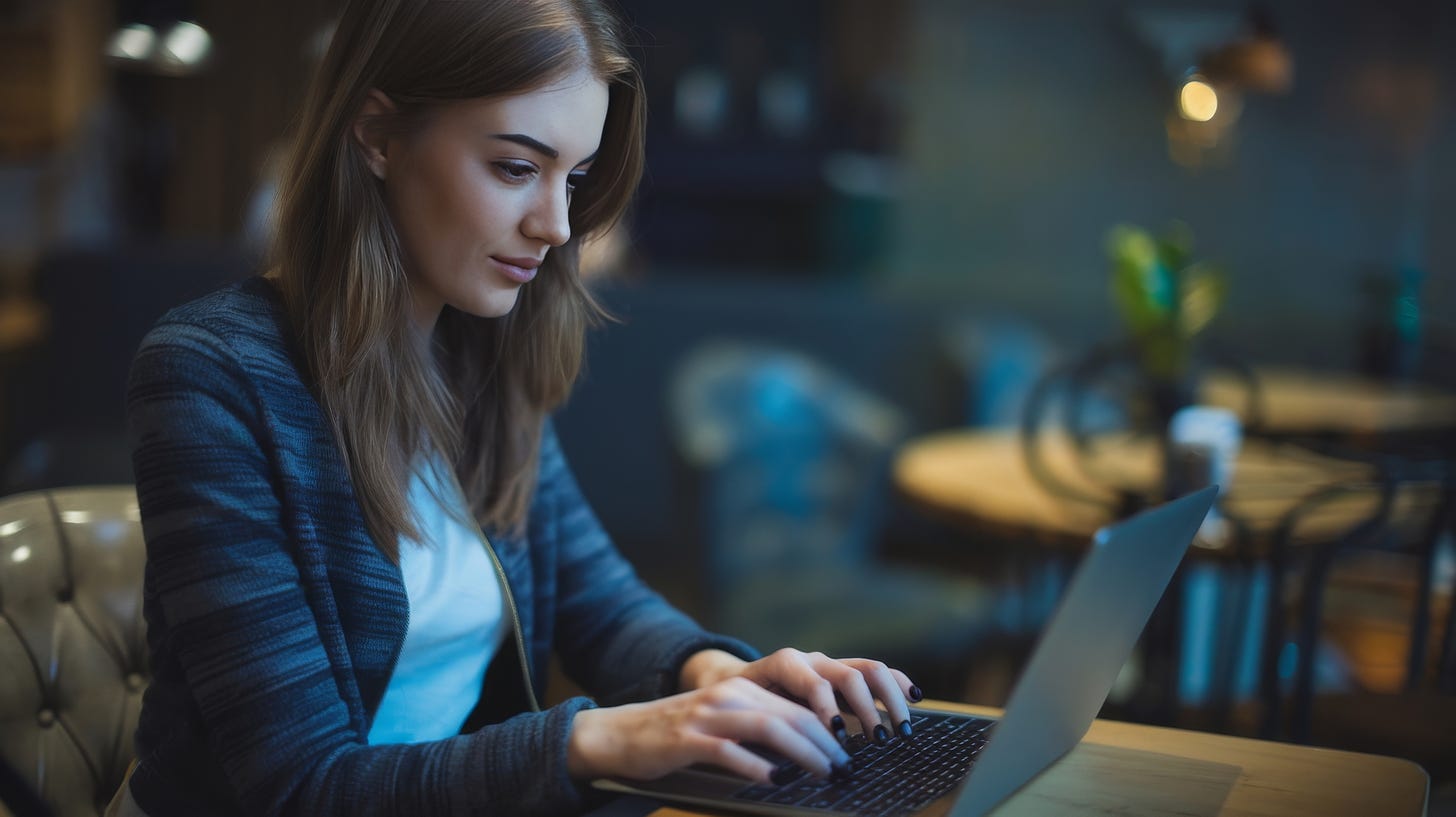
{"left": 1017, "top": 340, "right": 1263, "bottom": 516}
{"left": 1015, "top": 341, "right": 1266, "bottom": 724}
{"left": 1258, "top": 456, "right": 1455, "bottom": 777}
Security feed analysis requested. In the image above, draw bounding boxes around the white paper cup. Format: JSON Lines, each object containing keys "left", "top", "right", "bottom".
{"left": 1168, "top": 405, "right": 1242, "bottom": 547}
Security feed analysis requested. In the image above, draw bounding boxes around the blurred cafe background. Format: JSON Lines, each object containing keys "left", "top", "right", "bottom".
{"left": 2, "top": 0, "right": 1455, "bottom": 811}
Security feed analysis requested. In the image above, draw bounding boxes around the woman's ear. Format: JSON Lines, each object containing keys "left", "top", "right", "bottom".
{"left": 352, "top": 89, "right": 397, "bottom": 181}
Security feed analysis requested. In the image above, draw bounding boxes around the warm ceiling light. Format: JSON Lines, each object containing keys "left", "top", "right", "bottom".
{"left": 105, "top": 20, "right": 213, "bottom": 75}
{"left": 1179, "top": 78, "right": 1219, "bottom": 122}
{"left": 161, "top": 21, "right": 213, "bottom": 68}
{"left": 105, "top": 23, "right": 157, "bottom": 62}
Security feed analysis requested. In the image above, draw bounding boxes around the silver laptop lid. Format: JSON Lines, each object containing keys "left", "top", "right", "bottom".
{"left": 949, "top": 485, "right": 1217, "bottom": 817}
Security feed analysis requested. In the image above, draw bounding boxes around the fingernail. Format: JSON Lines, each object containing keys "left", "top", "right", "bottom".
{"left": 873, "top": 724, "right": 890, "bottom": 745}
{"left": 770, "top": 764, "right": 798, "bottom": 786}
{"left": 830, "top": 715, "right": 849, "bottom": 743}
{"left": 897, "top": 719, "right": 913, "bottom": 739}
{"left": 830, "top": 760, "right": 854, "bottom": 781}
{"left": 908, "top": 685, "right": 923, "bottom": 703}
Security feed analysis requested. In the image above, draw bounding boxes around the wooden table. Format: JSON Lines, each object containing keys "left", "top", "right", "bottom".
{"left": 609, "top": 700, "right": 1428, "bottom": 817}
{"left": 892, "top": 428, "right": 1446, "bottom": 721}
{"left": 1201, "top": 367, "right": 1456, "bottom": 438}
{"left": 892, "top": 428, "right": 1440, "bottom": 559}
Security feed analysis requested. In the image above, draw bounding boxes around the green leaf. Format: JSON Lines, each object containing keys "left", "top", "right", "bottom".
{"left": 1179, "top": 264, "right": 1226, "bottom": 337}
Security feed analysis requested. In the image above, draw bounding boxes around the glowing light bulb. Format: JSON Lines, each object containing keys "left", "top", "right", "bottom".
{"left": 1179, "top": 79, "right": 1219, "bottom": 122}
{"left": 162, "top": 21, "right": 213, "bottom": 67}
{"left": 106, "top": 23, "right": 157, "bottom": 61}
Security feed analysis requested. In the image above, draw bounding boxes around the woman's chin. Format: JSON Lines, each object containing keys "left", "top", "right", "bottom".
{"left": 458, "top": 288, "right": 522, "bottom": 320}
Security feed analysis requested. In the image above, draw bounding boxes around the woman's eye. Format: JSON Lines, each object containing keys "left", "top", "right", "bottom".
{"left": 566, "top": 171, "right": 589, "bottom": 195}
{"left": 493, "top": 161, "right": 537, "bottom": 182}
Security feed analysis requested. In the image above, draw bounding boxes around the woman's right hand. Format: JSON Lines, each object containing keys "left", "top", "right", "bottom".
{"left": 566, "top": 677, "right": 854, "bottom": 784}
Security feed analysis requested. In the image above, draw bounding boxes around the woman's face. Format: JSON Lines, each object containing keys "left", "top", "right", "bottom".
{"left": 371, "top": 67, "right": 609, "bottom": 331}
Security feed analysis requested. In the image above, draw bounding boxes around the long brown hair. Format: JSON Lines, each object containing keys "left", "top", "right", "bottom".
{"left": 272, "top": 0, "right": 643, "bottom": 560}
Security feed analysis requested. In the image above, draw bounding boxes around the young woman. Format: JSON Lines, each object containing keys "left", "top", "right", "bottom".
{"left": 116, "top": 1, "right": 920, "bottom": 815}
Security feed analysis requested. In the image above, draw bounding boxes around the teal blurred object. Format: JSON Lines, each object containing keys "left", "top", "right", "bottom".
{"left": 820, "top": 152, "right": 898, "bottom": 278}
{"left": 667, "top": 341, "right": 999, "bottom": 675}
{"left": 940, "top": 320, "right": 1059, "bottom": 428}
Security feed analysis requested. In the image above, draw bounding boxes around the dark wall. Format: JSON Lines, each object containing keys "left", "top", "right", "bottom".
{"left": 890, "top": 0, "right": 1453, "bottom": 376}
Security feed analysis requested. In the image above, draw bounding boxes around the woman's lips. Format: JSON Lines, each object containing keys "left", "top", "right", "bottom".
{"left": 491, "top": 256, "right": 541, "bottom": 284}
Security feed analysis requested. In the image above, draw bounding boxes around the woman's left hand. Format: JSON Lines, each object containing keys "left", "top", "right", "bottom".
{"left": 680, "top": 648, "right": 923, "bottom": 742}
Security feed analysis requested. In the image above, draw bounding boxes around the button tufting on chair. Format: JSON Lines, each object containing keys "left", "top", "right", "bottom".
{"left": 0, "top": 486, "right": 148, "bottom": 817}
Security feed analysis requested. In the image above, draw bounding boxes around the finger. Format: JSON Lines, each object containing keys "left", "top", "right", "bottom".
{"left": 754, "top": 649, "right": 841, "bottom": 727}
{"left": 697, "top": 708, "right": 841, "bottom": 779}
{"left": 867, "top": 665, "right": 917, "bottom": 699}
{"left": 809, "top": 657, "right": 886, "bottom": 743}
{"left": 686, "top": 733, "right": 778, "bottom": 784}
{"left": 844, "top": 659, "right": 912, "bottom": 736}
{"left": 888, "top": 666, "right": 925, "bottom": 705}
{"left": 739, "top": 681, "right": 852, "bottom": 767}
{"left": 705, "top": 678, "right": 850, "bottom": 767}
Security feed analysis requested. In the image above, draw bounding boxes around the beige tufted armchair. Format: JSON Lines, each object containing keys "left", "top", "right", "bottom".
{"left": 0, "top": 487, "right": 147, "bottom": 817}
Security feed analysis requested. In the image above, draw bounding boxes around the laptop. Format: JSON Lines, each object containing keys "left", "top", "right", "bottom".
{"left": 594, "top": 485, "right": 1217, "bottom": 817}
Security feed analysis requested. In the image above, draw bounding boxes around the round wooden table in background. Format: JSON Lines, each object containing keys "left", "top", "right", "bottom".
{"left": 892, "top": 428, "right": 1437, "bottom": 559}
{"left": 1201, "top": 367, "right": 1456, "bottom": 438}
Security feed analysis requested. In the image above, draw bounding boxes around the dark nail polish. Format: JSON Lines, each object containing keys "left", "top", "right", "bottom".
{"left": 830, "top": 715, "right": 849, "bottom": 743}
{"left": 770, "top": 764, "right": 798, "bottom": 786}
{"left": 897, "top": 719, "right": 913, "bottom": 739}
{"left": 873, "top": 724, "right": 890, "bottom": 745}
{"left": 908, "top": 685, "right": 923, "bottom": 703}
{"left": 830, "top": 760, "right": 854, "bottom": 782}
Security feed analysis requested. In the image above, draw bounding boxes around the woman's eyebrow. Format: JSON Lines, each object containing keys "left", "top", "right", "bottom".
{"left": 492, "top": 133, "right": 558, "bottom": 159}
{"left": 492, "top": 133, "right": 597, "bottom": 166}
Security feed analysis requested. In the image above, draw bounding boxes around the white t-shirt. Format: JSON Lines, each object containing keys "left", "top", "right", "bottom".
{"left": 367, "top": 456, "right": 507, "bottom": 745}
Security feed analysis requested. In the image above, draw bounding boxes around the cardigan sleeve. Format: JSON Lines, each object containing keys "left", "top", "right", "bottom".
{"left": 535, "top": 421, "right": 760, "bottom": 705}
{"left": 128, "top": 320, "right": 594, "bottom": 817}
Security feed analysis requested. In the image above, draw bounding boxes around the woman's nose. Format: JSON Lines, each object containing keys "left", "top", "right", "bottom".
{"left": 523, "top": 183, "right": 571, "bottom": 247}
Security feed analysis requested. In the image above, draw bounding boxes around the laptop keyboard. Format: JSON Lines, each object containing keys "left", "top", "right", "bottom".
{"left": 730, "top": 711, "right": 996, "bottom": 817}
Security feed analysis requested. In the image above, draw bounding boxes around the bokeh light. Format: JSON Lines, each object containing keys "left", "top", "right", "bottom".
{"left": 1178, "top": 78, "right": 1219, "bottom": 122}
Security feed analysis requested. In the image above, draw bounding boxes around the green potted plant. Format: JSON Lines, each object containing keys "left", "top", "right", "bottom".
{"left": 1107, "top": 221, "right": 1227, "bottom": 428}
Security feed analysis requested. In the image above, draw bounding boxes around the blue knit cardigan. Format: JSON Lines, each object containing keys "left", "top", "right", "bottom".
{"left": 125, "top": 277, "right": 756, "bottom": 816}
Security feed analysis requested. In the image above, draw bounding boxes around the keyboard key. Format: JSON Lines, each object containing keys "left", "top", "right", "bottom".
{"left": 801, "top": 782, "right": 863, "bottom": 810}
{"left": 764, "top": 782, "right": 826, "bottom": 806}
{"left": 732, "top": 786, "right": 780, "bottom": 802}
